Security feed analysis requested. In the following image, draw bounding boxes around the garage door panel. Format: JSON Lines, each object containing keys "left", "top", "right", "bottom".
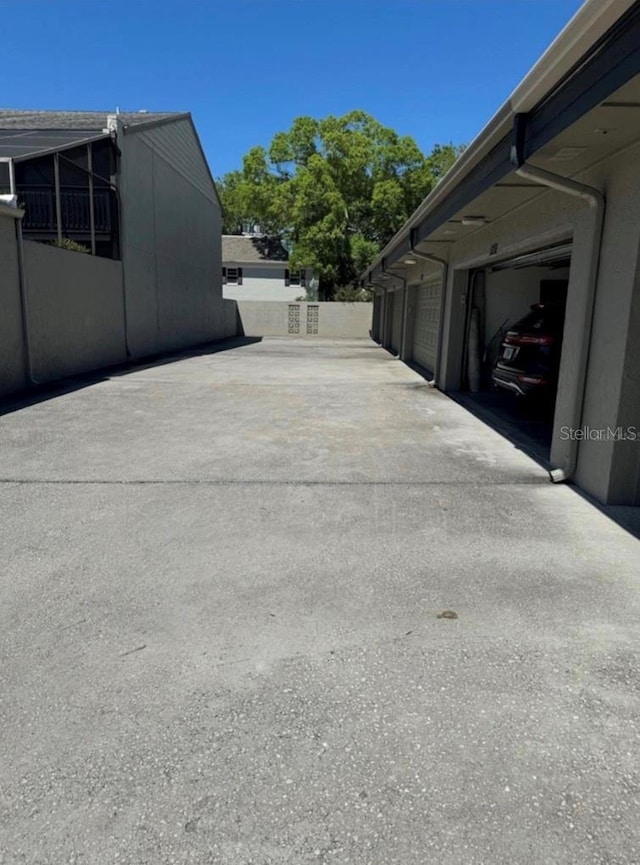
{"left": 412, "top": 281, "right": 441, "bottom": 373}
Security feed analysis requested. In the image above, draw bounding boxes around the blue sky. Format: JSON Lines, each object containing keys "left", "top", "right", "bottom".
{"left": 4, "top": 0, "right": 584, "bottom": 178}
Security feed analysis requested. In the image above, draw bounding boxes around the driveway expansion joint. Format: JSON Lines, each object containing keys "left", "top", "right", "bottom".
{"left": 0, "top": 477, "right": 550, "bottom": 486}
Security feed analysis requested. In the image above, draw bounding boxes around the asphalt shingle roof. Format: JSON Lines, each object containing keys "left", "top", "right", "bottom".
{"left": 0, "top": 110, "right": 186, "bottom": 131}
{"left": 222, "top": 235, "right": 289, "bottom": 263}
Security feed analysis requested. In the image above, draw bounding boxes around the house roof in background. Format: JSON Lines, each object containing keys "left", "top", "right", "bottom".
{"left": 0, "top": 110, "right": 186, "bottom": 131}
{"left": 222, "top": 235, "right": 289, "bottom": 263}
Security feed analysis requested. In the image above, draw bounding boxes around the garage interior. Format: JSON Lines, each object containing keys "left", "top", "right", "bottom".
{"left": 455, "top": 244, "right": 572, "bottom": 465}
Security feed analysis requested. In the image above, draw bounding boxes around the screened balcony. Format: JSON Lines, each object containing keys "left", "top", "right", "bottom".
{"left": 0, "top": 130, "right": 120, "bottom": 259}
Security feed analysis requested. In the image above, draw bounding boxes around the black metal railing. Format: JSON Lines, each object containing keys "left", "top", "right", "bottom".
{"left": 19, "top": 186, "right": 115, "bottom": 233}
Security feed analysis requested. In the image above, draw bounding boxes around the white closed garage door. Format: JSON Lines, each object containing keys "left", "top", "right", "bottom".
{"left": 390, "top": 289, "right": 404, "bottom": 354}
{"left": 412, "top": 280, "right": 441, "bottom": 373}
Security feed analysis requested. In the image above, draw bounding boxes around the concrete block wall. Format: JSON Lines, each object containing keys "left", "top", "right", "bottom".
{"left": 23, "top": 241, "right": 127, "bottom": 384}
{"left": 235, "top": 301, "right": 372, "bottom": 338}
{"left": 1, "top": 233, "right": 239, "bottom": 401}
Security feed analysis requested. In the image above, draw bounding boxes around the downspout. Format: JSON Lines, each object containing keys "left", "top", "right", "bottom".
{"left": 114, "top": 181, "right": 132, "bottom": 358}
{"left": 7, "top": 160, "right": 38, "bottom": 386}
{"left": 15, "top": 215, "right": 39, "bottom": 385}
{"left": 511, "top": 113, "right": 606, "bottom": 484}
{"left": 407, "top": 242, "right": 448, "bottom": 385}
{"left": 107, "top": 119, "right": 132, "bottom": 358}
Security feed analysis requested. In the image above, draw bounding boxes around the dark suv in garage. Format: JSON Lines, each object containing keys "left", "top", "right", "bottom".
{"left": 492, "top": 303, "right": 565, "bottom": 399}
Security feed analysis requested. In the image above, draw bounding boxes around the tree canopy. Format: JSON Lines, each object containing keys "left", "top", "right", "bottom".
{"left": 217, "top": 111, "right": 463, "bottom": 298}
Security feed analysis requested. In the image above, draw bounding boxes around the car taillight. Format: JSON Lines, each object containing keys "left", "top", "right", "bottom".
{"left": 517, "top": 375, "right": 548, "bottom": 385}
{"left": 504, "top": 333, "right": 553, "bottom": 346}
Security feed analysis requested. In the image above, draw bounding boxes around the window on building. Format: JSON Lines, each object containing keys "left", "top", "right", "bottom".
{"left": 285, "top": 268, "right": 306, "bottom": 287}
{"left": 223, "top": 266, "right": 243, "bottom": 285}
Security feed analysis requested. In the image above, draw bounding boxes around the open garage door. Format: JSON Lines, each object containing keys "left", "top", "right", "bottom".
{"left": 412, "top": 280, "right": 441, "bottom": 375}
{"left": 457, "top": 242, "right": 572, "bottom": 462}
{"left": 390, "top": 288, "right": 404, "bottom": 355}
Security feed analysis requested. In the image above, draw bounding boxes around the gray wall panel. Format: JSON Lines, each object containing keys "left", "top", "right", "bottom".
{"left": 120, "top": 119, "right": 231, "bottom": 357}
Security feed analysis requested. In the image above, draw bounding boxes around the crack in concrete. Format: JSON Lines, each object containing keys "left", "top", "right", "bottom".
{"left": 0, "top": 478, "right": 549, "bottom": 486}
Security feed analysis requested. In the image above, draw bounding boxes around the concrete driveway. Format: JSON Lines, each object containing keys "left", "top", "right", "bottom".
{"left": 1, "top": 337, "right": 639, "bottom": 865}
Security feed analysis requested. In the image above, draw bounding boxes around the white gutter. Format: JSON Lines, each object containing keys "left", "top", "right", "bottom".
{"left": 365, "top": 0, "right": 634, "bottom": 275}
{"left": 509, "top": 0, "right": 636, "bottom": 112}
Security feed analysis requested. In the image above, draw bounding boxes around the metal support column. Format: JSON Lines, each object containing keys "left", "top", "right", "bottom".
{"left": 87, "top": 143, "right": 96, "bottom": 255}
{"left": 53, "top": 153, "right": 63, "bottom": 244}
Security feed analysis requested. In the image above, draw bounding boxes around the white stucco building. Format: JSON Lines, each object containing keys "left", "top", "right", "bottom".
{"left": 222, "top": 234, "right": 317, "bottom": 302}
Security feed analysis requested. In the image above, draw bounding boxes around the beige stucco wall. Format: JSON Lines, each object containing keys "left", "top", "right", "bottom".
{"left": 0, "top": 212, "right": 27, "bottom": 397}
{"left": 401, "top": 141, "right": 640, "bottom": 505}
{"left": 23, "top": 240, "right": 126, "bottom": 384}
{"left": 236, "top": 302, "right": 372, "bottom": 338}
{"left": 118, "top": 119, "right": 232, "bottom": 358}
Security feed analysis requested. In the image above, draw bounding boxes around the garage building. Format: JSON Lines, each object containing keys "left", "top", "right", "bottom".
{"left": 365, "top": 0, "right": 640, "bottom": 507}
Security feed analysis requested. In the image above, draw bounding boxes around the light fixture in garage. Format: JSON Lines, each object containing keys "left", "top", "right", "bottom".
{"left": 461, "top": 216, "right": 488, "bottom": 226}
{"left": 549, "top": 146, "right": 586, "bottom": 162}
{"left": 403, "top": 257, "right": 418, "bottom": 265}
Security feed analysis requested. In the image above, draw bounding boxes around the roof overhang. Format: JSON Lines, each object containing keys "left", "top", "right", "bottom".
{"left": 122, "top": 111, "right": 223, "bottom": 211}
{"left": 118, "top": 112, "right": 191, "bottom": 135}
{"left": 363, "top": 0, "right": 640, "bottom": 283}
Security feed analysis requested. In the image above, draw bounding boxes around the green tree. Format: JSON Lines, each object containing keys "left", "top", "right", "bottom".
{"left": 217, "top": 111, "right": 463, "bottom": 298}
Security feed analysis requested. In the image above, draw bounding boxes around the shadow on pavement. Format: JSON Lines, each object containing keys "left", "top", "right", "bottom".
{"left": 450, "top": 390, "right": 553, "bottom": 470}
{"left": 449, "top": 392, "right": 640, "bottom": 542}
{"left": 0, "top": 336, "right": 262, "bottom": 418}
{"left": 580, "top": 494, "right": 640, "bottom": 542}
